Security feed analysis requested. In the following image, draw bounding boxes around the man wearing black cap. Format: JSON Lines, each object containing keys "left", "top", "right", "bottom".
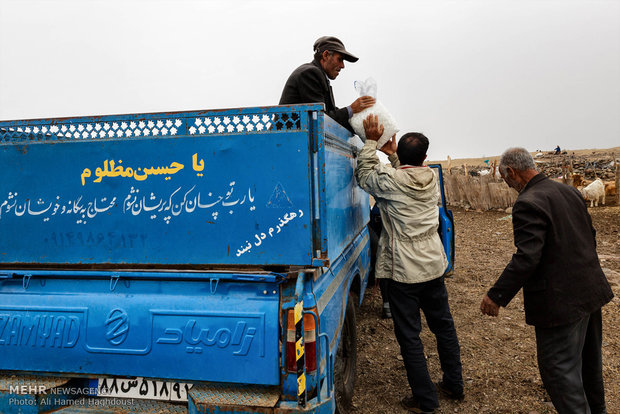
{"left": 279, "top": 36, "right": 375, "bottom": 132}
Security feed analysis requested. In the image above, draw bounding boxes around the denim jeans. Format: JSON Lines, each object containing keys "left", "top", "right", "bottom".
{"left": 388, "top": 277, "right": 463, "bottom": 410}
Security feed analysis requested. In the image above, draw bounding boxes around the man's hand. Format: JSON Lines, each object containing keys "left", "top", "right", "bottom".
{"left": 363, "top": 114, "right": 384, "bottom": 142}
{"left": 351, "top": 96, "right": 376, "bottom": 114}
{"left": 480, "top": 294, "right": 500, "bottom": 317}
{"left": 379, "top": 134, "right": 397, "bottom": 156}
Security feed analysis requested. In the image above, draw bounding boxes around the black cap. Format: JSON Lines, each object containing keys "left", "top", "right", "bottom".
{"left": 313, "top": 36, "right": 359, "bottom": 62}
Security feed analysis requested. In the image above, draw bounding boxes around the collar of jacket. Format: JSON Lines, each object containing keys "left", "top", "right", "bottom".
{"left": 311, "top": 58, "right": 330, "bottom": 83}
{"left": 521, "top": 172, "right": 547, "bottom": 193}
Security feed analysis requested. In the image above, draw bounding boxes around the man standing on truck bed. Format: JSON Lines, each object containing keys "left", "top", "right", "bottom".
{"left": 279, "top": 36, "right": 375, "bottom": 132}
{"left": 355, "top": 115, "right": 463, "bottom": 414}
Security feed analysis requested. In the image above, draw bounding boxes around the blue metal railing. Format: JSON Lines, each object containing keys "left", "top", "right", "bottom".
{"left": 0, "top": 104, "right": 324, "bottom": 143}
{"left": 0, "top": 270, "right": 287, "bottom": 284}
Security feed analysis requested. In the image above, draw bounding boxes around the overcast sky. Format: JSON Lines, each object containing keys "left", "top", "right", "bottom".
{"left": 1, "top": 0, "right": 618, "bottom": 160}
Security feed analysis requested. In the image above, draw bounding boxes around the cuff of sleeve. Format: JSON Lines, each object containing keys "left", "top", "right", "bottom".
{"left": 347, "top": 106, "right": 353, "bottom": 118}
{"left": 486, "top": 289, "right": 507, "bottom": 307}
{"left": 364, "top": 140, "right": 378, "bottom": 149}
{"left": 388, "top": 153, "right": 399, "bottom": 163}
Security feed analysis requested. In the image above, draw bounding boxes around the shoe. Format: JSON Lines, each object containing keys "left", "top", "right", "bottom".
{"left": 435, "top": 381, "right": 464, "bottom": 400}
{"left": 400, "top": 396, "right": 435, "bottom": 413}
{"left": 381, "top": 303, "right": 392, "bottom": 319}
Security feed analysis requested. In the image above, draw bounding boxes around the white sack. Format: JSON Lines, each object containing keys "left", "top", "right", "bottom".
{"left": 349, "top": 78, "right": 398, "bottom": 149}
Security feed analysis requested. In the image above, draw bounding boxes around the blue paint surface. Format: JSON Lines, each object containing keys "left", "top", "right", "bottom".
{"left": 0, "top": 274, "right": 280, "bottom": 385}
{"left": 0, "top": 105, "right": 366, "bottom": 267}
{"left": 0, "top": 105, "right": 371, "bottom": 413}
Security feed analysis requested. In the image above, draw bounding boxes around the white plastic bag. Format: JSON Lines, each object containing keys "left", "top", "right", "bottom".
{"left": 349, "top": 78, "right": 398, "bottom": 149}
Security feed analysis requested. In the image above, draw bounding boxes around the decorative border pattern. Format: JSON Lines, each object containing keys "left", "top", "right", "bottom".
{"left": 0, "top": 109, "right": 303, "bottom": 143}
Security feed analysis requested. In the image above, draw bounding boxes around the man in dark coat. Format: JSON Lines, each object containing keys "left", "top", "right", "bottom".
{"left": 481, "top": 147, "right": 614, "bottom": 414}
{"left": 279, "top": 36, "right": 375, "bottom": 132}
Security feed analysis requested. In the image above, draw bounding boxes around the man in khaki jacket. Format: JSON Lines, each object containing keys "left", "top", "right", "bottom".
{"left": 355, "top": 115, "right": 463, "bottom": 414}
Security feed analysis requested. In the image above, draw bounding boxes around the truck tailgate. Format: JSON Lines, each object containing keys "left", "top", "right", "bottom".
{"left": 0, "top": 272, "right": 281, "bottom": 385}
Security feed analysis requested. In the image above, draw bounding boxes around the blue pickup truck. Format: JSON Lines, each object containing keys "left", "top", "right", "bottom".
{"left": 0, "top": 104, "right": 453, "bottom": 414}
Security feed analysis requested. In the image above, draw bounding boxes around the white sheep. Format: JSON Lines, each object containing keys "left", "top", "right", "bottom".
{"left": 580, "top": 178, "right": 605, "bottom": 207}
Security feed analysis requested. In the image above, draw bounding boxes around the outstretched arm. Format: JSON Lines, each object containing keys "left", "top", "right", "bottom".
{"left": 355, "top": 115, "right": 401, "bottom": 200}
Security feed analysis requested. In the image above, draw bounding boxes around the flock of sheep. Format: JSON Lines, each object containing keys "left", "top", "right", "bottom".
{"left": 571, "top": 174, "right": 616, "bottom": 207}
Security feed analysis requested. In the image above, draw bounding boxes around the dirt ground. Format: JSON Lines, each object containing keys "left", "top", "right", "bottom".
{"left": 353, "top": 205, "right": 620, "bottom": 414}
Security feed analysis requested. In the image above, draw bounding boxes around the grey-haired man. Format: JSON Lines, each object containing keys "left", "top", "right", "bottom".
{"left": 481, "top": 147, "right": 613, "bottom": 414}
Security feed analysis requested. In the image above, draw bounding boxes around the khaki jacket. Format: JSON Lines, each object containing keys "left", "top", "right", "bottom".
{"left": 355, "top": 141, "right": 448, "bottom": 283}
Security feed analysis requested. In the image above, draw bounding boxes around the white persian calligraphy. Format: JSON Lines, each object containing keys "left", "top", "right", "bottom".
{"left": 121, "top": 182, "right": 254, "bottom": 224}
{"left": 235, "top": 209, "right": 304, "bottom": 257}
{"left": 0, "top": 182, "right": 255, "bottom": 225}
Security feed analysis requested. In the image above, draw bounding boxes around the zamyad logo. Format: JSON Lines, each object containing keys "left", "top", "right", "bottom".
{"left": 105, "top": 308, "right": 129, "bottom": 345}
{"left": 266, "top": 182, "right": 293, "bottom": 208}
{"left": 156, "top": 320, "right": 258, "bottom": 356}
{"left": 0, "top": 313, "right": 80, "bottom": 348}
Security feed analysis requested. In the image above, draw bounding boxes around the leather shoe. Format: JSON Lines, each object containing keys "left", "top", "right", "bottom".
{"left": 400, "top": 396, "right": 435, "bottom": 413}
{"left": 436, "top": 381, "right": 464, "bottom": 400}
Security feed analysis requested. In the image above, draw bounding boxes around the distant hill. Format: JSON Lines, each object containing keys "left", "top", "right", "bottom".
{"left": 429, "top": 146, "right": 620, "bottom": 168}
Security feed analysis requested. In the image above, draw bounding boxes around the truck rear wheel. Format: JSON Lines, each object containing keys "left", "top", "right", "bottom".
{"left": 334, "top": 293, "right": 357, "bottom": 414}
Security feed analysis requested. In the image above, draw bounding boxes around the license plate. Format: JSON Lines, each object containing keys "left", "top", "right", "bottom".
{"left": 97, "top": 377, "right": 193, "bottom": 401}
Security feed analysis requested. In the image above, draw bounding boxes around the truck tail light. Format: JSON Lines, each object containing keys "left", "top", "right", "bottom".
{"left": 286, "top": 308, "right": 317, "bottom": 373}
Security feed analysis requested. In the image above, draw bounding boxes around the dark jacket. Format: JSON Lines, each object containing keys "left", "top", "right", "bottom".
{"left": 279, "top": 59, "right": 353, "bottom": 132}
{"left": 487, "top": 173, "right": 613, "bottom": 328}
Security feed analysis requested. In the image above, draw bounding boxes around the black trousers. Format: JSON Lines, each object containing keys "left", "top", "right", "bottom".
{"left": 367, "top": 222, "right": 389, "bottom": 305}
{"left": 535, "top": 309, "right": 606, "bottom": 414}
{"left": 388, "top": 277, "right": 463, "bottom": 410}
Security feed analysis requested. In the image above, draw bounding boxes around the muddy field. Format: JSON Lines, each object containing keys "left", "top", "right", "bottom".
{"left": 353, "top": 205, "right": 620, "bottom": 414}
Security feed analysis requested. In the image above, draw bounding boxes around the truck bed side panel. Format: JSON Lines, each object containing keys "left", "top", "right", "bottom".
{"left": 322, "top": 117, "right": 370, "bottom": 265}
{"left": 0, "top": 108, "right": 316, "bottom": 266}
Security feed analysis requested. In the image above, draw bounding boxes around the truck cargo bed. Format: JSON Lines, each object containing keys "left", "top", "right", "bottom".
{"left": 0, "top": 105, "right": 369, "bottom": 268}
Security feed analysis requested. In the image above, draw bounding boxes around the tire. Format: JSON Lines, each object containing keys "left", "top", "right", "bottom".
{"left": 334, "top": 293, "right": 357, "bottom": 414}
